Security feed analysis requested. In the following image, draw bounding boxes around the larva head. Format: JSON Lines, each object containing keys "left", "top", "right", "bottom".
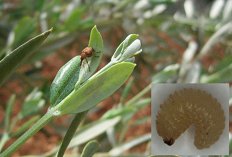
{"left": 156, "top": 112, "right": 180, "bottom": 146}
{"left": 163, "top": 137, "right": 175, "bottom": 146}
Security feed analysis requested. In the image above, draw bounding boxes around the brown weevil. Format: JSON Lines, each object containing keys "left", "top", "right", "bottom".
{"left": 80, "top": 47, "right": 95, "bottom": 71}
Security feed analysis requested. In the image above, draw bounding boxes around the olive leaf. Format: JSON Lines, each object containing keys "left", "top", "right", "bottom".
{"left": 0, "top": 29, "right": 52, "bottom": 86}
{"left": 10, "top": 17, "right": 36, "bottom": 49}
{"left": 120, "top": 77, "right": 134, "bottom": 103}
{"left": 5, "top": 95, "right": 16, "bottom": 132}
{"left": 52, "top": 62, "right": 136, "bottom": 115}
{"left": 20, "top": 88, "right": 45, "bottom": 118}
{"left": 152, "top": 64, "right": 179, "bottom": 83}
{"left": 102, "top": 98, "right": 150, "bottom": 120}
{"left": 80, "top": 140, "right": 99, "bottom": 157}
{"left": 201, "top": 64, "right": 232, "bottom": 83}
{"left": 50, "top": 56, "right": 81, "bottom": 106}
{"left": 75, "top": 25, "right": 104, "bottom": 89}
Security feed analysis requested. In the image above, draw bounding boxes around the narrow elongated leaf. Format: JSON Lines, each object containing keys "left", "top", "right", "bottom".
{"left": 200, "top": 56, "right": 232, "bottom": 83}
{"left": 199, "top": 22, "right": 232, "bottom": 58}
{"left": 11, "top": 17, "right": 36, "bottom": 49}
{"left": 0, "top": 29, "right": 52, "bottom": 86}
{"left": 102, "top": 107, "right": 135, "bottom": 120}
{"left": 50, "top": 56, "right": 81, "bottom": 106}
{"left": 125, "top": 84, "right": 151, "bottom": 106}
{"left": 149, "top": 0, "right": 176, "bottom": 5}
{"left": 134, "top": 98, "right": 151, "bottom": 109}
{"left": 81, "top": 140, "right": 99, "bottom": 157}
{"left": 120, "top": 77, "right": 134, "bottom": 103}
{"left": 75, "top": 26, "right": 104, "bottom": 88}
{"left": 5, "top": 95, "right": 16, "bottom": 132}
{"left": 102, "top": 98, "right": 150, "bottom": 120}
{"left": 20, "top": 88, "right": 45, "bottom": 118}
{"left": 212, "top": 55, "right": 232, "bottom": 73}
{"left": 201, "top": 64, "right": 232, "bottom": 83}
{"left": 0, "top": 133, "right": 9, "bottom": 153}
{"left": 88, "top": 26, "right": 104, "bottom": 53}
{"left": 30, "top": 33, "right": 76, "bottom": 63}
{"left": 152, "top": 64, "right": 179, "bottom": 83}
{"left": 64, "top": 7, "right": 93, "bottom": 32}
{"left": 54, "top": 62, "right": 136, "bottom": 115}
{"left": 64, "top": 7, "right": 86, "bottom": 31}
{"left": 109, "top": 134, "right": 151, "bottom": 156}
{"left": 223, "top": 0, "right": 232, "bottom": 20}
{"left": 69, "top": 117, "right": 120, "bottom": 148}
{"left": 46, "top": 117, "right": 120, "bottom": 155}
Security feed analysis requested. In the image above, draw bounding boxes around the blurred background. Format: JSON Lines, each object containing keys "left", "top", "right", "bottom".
{"left": 0, "top": 0, "right": 232, "bottom": 156}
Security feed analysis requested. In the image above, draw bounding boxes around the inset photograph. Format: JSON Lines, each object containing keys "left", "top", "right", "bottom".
{"left": 151, "top": 84, "right": 229, "bottom": 155}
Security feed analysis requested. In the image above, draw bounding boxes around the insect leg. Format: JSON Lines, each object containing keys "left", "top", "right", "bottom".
{"left": 85, "top": 58, "right": 91, "bottom": 71}
{"left": 94, "top": 51, "right": 101, "bottom": 57}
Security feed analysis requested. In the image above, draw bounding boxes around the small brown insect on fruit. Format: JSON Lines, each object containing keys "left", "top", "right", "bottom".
{"left": 80, "top": 47, "right": 95, "bottom": 71}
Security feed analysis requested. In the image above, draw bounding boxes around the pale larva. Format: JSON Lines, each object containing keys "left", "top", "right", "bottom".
{"left": 156, "top": 88, "right": 225, "bottom": 149}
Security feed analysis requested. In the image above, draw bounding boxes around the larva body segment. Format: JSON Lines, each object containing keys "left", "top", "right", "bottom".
{"left": 156, "top": 88, "right": 225, "bottom": 149}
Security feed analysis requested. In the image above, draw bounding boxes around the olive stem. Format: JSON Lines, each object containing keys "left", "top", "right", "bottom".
{"left": 0, "top": 112, "right": 53, "bottom": 157}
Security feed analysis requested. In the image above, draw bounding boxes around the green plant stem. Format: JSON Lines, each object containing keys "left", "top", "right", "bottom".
{"left": 125, "top": 83, "right": 151, "bottom": 106}
{"left": 119, "top": 124, "right": 129, "bottom": 143}
{"left": 9, "top": 115, "right": 19, "bottom": 134}
{"left": 10, "top": 116, "right": 40, "bottom": 137}
{"left": 57, "top": 111, "right": 87, "bottom": 157}
{"left": 0, "top": 112, "right": 53, "bottom": 157}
